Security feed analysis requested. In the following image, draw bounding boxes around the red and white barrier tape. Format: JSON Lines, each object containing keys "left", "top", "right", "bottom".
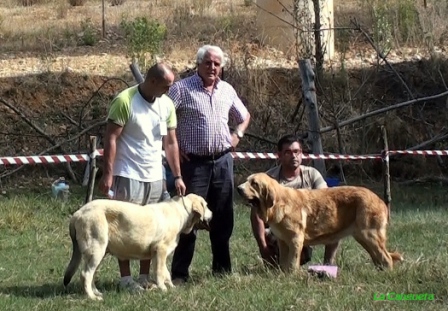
{"left": 1, "top": 149, "right": 447, "bottom": 166}
{"left": 388, "top": 150, "right": 448, "bottom": 156}
{"left": 0, "top": 154, "right": 89, "bottom": 166}
{"left": 0, "top": 150, "right": 104, "bottom": 166}
{"left": 231, "top": 152, "right": 382, "bottom": 160}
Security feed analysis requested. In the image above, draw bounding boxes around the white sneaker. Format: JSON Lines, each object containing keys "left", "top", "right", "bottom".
{"left": 161, "top": 191, "right": 171, "bottom": 201}
{"left": 119, "top": 278, "right": 145, "bottom": 293}
{"left": 137, "top": 275, "right": 157, "bottom": 289}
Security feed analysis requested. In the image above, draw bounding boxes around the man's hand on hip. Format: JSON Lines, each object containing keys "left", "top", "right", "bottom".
{"left": 231, "top": 133, "right": 240, "bottom": 149}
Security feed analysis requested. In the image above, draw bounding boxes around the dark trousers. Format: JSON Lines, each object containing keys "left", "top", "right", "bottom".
{"left": 171, "top": 153, "right": 234, "bottom": 280}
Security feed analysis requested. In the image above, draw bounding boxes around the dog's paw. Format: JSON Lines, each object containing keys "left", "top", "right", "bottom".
{"left": 158, "top": 284, "right": 168, "bottom": 291}
{"left": 93, "top": 289, "right": 103, "bottom": 297}
{"left": 87, "top": 294, "right": 104, "bottom": 301}
{"left": 146, "top": 283, "right": 158, "bottom": 291}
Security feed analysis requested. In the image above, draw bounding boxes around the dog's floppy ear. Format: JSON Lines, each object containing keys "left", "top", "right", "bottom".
{"left": 262, "top": 184, "right": 276, "bottom": 209}
{"left": 191, "top": 197, "right": 206, "bottom": 221}
{"left": 260, "top": 175, "right": 276, "bottom": 209}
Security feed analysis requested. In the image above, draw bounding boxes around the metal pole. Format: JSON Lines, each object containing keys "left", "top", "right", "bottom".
{"left": 102, "top": 0, "right": 105, "bottom": 38}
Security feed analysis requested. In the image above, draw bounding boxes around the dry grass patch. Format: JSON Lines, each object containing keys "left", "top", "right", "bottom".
{"left": 0, "top": 0, "right": 255, "bottom": 53}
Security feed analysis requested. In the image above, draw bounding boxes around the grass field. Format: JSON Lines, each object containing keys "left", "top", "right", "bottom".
{"left": 0, "top": 182, "right": 447, "bottom": 311}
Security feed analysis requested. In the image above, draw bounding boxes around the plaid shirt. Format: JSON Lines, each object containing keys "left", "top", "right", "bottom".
{"left": 167, "top": 73, "right": 249, "bottom": 156}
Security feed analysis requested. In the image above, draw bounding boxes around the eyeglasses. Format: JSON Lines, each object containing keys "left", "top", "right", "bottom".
{"left": 283, "top": 149, "right": 302, "bottom": 156}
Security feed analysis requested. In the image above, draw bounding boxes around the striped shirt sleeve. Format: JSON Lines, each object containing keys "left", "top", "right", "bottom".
{"left": 167, "top": 82, "right": 182, "bottom": 109}
{"left": 229, "top": 86, "right": 249, "bottom": 124}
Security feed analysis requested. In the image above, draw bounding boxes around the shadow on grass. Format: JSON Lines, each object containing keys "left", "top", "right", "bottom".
{"left": 0, "top": 280, "right": 118, "bottom": 298}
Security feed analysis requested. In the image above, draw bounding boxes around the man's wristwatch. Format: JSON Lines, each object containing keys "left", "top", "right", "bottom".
{"left": 236, "top": 129, "right": 244, "bottom": 139}
{"left": 174, "top": 176, "right": 182, "bottom": 181}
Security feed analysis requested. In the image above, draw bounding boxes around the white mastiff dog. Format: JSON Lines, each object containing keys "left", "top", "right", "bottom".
{"left": 63, "top": 193, "right": 212, "bottom": 300}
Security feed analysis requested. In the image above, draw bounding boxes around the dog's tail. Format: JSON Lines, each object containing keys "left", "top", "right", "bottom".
{"left": 63, "top": 218, "right": 82, "bottom": 287}
{"left": 389, "top": 252, "right": 404, "bottom": 263}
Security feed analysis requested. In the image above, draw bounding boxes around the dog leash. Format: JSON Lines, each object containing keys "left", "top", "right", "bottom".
{"left": 180, "top": 194, "right": 189, "bottom": 212}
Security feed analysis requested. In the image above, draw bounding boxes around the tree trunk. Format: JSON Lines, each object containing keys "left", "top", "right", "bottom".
{"left": 299, "top": 59, "right": 326, "bottom": 177}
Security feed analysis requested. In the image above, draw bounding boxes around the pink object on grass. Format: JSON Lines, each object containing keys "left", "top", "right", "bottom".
{"left": 308, "top": 265, "right": 338, "bottom": 278}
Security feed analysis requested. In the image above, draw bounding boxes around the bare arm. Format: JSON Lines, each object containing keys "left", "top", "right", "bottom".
{"left": 229, "top": 88, "right": 251, "bottom": 148}
{"left": 163, "top": 129, "right": 186, "bottom": 195}
{"left": 163, "top": 129, "right": 181, "bottom": 177}
{"left": 237, "top": 112, "right": 251, "bottom": 133}
{"left": 231, "top": 112, "right": 251, "bottom": 148}
{"left": 250, "top": 207, "right": 267, "bottom": 250}
{"left": 98, "top": 121, "right": 123, "bottom": 195}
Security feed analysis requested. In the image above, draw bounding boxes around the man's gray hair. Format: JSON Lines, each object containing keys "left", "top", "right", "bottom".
{"left": 196, "top": 45, "right": 228, "bottom": 67}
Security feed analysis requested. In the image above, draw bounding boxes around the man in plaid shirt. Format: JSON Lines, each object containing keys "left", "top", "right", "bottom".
{"left": 168, "top": 44, "right": 251, "bottom": 284}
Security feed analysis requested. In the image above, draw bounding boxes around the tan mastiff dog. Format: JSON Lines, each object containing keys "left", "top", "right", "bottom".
{"left": 237, "top": 173, "right": 403, "bottom": 273}
{"left": 63, "top": 193, "right": 212, "bottom": 300}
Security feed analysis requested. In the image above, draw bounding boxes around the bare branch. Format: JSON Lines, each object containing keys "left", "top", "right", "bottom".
{"left": 320, "top": 91, "right": 448, "bottom": 134}
{"left": 397, "top": 176, "right": 448, "bottom": 186}
{"left": 405, "top": 130, "right": 448, "bottom": 151}
{"left": 0, "top": 98, "right": 79, "bottom": 181}
{"left": 0, "top": 98, "right": 57, "bottom": 145}
{"left": 253, "top": 2, "right": 296, "bottom": 29}
{"left": 0, "top": 120, "right": 107, "bottom": 179}
{"left": 275, "top": 0, "right": 294, "bottom": 20}
{"left": 78, "top": 77, "right": 130, "bottom": 130}
{"left": 61, "top": 111, "right": 83, "bottom": 129}
{"left": 302, "top": 26, "right": 357, "bottom": 32}
{"left": 438, "top": 69, "right": 448, "bottom": 90}
{"left": 352, "top": 17, "right": 446, "bottom": 167}
{"left": 351, "top": 18, "right": 414, "bottom": 99}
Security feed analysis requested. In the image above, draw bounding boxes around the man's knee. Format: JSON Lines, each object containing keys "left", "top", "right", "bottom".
{"left": 210, "top": 220, "right": 233, "bottom": 243}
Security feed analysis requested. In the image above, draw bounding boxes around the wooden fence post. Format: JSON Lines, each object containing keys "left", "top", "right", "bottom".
{"left": 102, "top": 0, "right": 106, "bottom": 38}
{"left": 82, "top": 136, "right": 101, "bottom": 187}
{"left": 85, "top": 136, "right": 99, "bottom": 204}
{"left": 381, "top": 126, "right": 391, "bottom": 222}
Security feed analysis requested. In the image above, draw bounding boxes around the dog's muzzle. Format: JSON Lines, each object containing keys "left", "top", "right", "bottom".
{"left": 237, "top": 183, "right": 258, "bottom": 207}
{"left": 236, "top": 183, "right": 246, "bottom": 198}
{"left": 195, "top": 219, "right": 211, "bottom": 231}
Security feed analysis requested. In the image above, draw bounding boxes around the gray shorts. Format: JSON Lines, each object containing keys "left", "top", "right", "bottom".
{"left": 111, "top": 176, "right": 163, "bottom": 205}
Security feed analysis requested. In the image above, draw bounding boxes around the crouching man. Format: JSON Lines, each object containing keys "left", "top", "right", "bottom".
{"left": 250, "top": 134, "right": 340, "bottom": 267}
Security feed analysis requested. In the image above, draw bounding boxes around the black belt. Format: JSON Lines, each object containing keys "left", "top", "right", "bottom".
{"left": 187, "top": 148, "right": 231, "bottom": 161}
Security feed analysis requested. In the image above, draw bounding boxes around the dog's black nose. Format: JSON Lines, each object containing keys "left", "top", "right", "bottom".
{"left": 236, "top": 183, "right": 246, "bottom": 196}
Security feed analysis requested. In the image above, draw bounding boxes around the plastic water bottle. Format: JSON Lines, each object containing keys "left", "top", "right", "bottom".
{"left": 51, "top": 177, "right": 70, "bottom": 201}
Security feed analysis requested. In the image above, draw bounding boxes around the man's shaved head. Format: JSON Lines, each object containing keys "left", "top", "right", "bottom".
{"left": 146, "top": 62, "right": 174, "bottom": 81}
{"left": 141, "top": 62, "right": 175, "bottom": 99}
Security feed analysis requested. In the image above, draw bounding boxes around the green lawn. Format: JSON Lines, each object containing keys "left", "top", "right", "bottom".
{"left": 0, "top": 183, "right": 447, "bottom": 310}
